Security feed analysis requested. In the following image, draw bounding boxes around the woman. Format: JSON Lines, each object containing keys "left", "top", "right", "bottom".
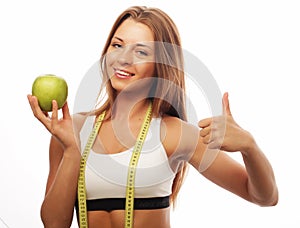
{"left": 27, "top": 6, "right": 278, "bottom": 228}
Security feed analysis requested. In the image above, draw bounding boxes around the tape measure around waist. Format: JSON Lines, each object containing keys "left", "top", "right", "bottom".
{"left": 77, "top": 102, "right": 152, "bottom": 228}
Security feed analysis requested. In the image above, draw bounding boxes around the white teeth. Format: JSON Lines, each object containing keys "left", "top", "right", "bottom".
{"left": 116, "top": 69, "right": 131, "bottom": 76}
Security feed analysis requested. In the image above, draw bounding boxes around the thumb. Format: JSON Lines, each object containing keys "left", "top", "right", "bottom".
{"left": 222, "top": 92, "right": 232, "bottom": 116}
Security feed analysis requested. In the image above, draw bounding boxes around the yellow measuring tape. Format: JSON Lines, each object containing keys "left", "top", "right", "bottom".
{"left": 77, "top": 103, "right": 152, "bottom": 228}
{"left": 77, "top": 111, "right": 106, "bottom": 228}
{"left": 124, "top": 103, "right": 152, "bottom": 228}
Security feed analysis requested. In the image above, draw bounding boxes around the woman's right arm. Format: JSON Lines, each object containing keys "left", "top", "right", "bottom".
{"left": 41, "top": 136, "right": 81, "bottom": 227}
{"left": 27, "top": 95, "right": 84, "bottom": 227}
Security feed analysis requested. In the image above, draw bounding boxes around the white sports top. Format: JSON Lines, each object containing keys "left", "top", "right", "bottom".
{"left": 79, "top": 116, "right": 176, "bottom": 200}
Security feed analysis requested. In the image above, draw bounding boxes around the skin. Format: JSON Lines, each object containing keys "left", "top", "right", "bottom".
{"left": 27, "top": 19, "right": 278, "bottom": 228}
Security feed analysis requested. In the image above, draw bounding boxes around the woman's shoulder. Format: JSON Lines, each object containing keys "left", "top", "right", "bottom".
{"left": 161, "top": 115, "right": 199, "bottom": 159}
{"left": 161, "top": 115, "right": 198, "bottom": 132}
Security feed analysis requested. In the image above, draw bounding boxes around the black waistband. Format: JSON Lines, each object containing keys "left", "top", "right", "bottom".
{"left": 75, "top": 196, "right": 170, "bottom": 212}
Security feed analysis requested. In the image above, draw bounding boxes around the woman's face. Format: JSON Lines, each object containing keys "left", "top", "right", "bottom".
{"left": 106, "top": 19, "right": 156, "bottom": 94}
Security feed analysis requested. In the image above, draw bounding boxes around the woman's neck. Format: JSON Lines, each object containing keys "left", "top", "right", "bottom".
{"left": 110, "top": 96, "right": 151, "bottom": 121}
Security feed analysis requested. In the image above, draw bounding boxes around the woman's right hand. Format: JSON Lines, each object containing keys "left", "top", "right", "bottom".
{"left": 27, "top": 95, "right": 79, "bottom": 151}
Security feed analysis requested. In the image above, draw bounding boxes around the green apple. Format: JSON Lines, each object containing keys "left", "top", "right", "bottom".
{"left": 32, "top": 74, "right": 68, "bottom": 112}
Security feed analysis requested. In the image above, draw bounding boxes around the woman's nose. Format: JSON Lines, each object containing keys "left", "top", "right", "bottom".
{"left": 117, "top": 46, "right": 133, "bottom": 66}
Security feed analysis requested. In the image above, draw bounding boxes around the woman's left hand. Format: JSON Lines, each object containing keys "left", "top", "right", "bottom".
{"left": 199, "top": 92, "right": 254, "bottom": 153}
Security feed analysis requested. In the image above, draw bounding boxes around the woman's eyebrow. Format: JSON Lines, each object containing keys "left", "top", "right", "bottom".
{"left": 112, "top": 36, "right": 153, "bottom": 50}
{"left": 112, "top": 36, "right": 123, "bottom": 42}
{"left": 135, "top": 43, "right": 154, "bottom": 51}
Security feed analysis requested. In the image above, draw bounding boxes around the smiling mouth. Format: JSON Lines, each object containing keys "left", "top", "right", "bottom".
{"left": 114, "top": 69, "right": 135, "bottom": 78}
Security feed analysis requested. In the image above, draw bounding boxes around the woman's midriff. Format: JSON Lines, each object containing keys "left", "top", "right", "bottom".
{"left": 86, "top": 207, "right": 171, "bottom": 228}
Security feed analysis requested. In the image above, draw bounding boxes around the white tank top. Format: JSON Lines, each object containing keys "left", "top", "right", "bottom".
{"left": 79, "top": 116, "right": 176, "bottom": 200}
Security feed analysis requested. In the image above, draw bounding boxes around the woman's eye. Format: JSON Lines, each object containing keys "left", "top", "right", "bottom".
{"left": 112, "top": 43, "right": 122, "bottom": 48}
{"left": 136, "top": 50, "right": 148, "bottom": 56}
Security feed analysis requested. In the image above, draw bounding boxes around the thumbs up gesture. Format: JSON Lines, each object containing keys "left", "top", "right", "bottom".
{"left": 199, "top": 92, "right": 254, "bottom": 153}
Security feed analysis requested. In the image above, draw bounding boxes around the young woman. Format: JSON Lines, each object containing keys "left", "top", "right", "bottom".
{"left": 27, "top": 6, "right": 278, "bottom": 228}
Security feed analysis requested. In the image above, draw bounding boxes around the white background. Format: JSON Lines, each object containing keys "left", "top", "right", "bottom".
{"left": 1, "top": 0, "right": 299, "bottom": 227}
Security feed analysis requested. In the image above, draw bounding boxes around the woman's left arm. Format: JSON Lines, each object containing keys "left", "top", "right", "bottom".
{"left": 197, "top": 92, "right": 278, "bottom": 206}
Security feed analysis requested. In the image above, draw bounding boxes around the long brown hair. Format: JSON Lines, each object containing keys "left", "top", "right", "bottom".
{"left": 96, "top": 6, "right": 188, "bottom": 206}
